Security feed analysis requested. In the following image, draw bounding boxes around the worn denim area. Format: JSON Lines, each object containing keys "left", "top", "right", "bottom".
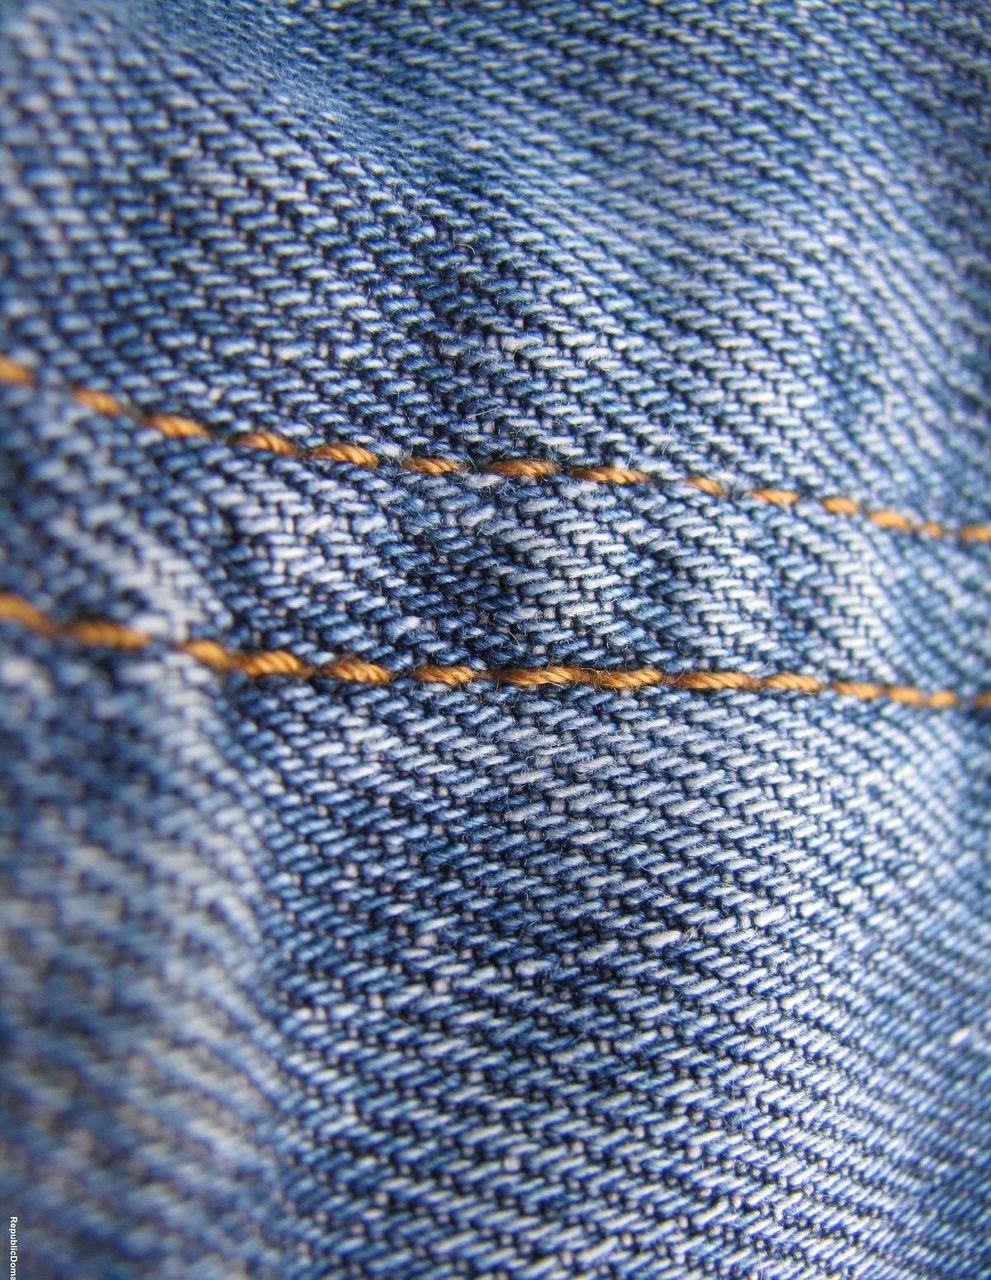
{"left": 1, "top": 2, "right": 991, "bottom": 1276}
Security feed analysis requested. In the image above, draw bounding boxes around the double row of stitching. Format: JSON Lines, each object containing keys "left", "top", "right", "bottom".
{"left": 3, "top": 354, "right": 990, "bottom": 544}
{"left": 1, "top": 594, "right": 987, "bottom": 709}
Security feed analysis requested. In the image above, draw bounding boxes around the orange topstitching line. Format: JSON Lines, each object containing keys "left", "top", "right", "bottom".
{"left": 2, "top": 354, "right": 990, "bottom": 544}
{"left": 0, "top": 593, "right": 987, "bottom": 710}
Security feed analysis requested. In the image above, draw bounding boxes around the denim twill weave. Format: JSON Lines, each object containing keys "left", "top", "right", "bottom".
{"left": 1, "top": 1, "right": 991, "bottom": 1277}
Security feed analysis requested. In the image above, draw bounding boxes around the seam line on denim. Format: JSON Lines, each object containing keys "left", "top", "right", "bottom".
{"left": 1, "top": 593, "right": 986, "bottom": 709}
{"left": 2, "top": 355, "right": 989, "bottom": 545}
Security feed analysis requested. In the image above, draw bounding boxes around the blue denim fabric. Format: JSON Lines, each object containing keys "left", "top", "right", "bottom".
{"left": 2, "top": 2, "right": 991, "bottom": 1277}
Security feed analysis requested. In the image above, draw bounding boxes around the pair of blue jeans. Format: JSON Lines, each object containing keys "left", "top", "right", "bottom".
{"left": 1, "top": 2, "right": 990, "bottom": 1275}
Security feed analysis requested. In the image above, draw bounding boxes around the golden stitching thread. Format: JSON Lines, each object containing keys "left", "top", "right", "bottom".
{"left": 1, "top": 593, "right": 986, "bottom": 709}
{"left": 3, "top": 354, "right": 991, "bottom": 543}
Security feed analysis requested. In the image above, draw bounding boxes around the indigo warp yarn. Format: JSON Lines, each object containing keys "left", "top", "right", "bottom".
{"left": 1, "top": 1, "right": 991, "bottom": 1276}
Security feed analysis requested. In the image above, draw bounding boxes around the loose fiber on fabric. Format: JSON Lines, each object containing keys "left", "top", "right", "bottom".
{"left": 1, "top": 2, "right": 991, "bottom": 1278}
